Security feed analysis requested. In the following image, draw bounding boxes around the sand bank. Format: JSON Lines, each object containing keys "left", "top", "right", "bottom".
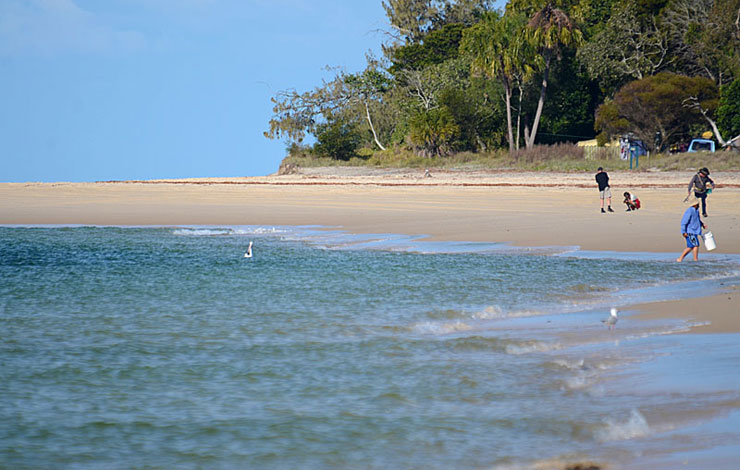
{"left": 2, "top": 169, "right": 739, "bottom": 332}
{"left": 3, "top": 170, "right": 740, "bottom": 252}
{"left": 634, "top": 286, "right": 740, "bottom": 334}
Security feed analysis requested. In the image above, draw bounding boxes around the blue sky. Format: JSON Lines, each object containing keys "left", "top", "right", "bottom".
{"left": 1, "top": 1, "right": 503, "bottom": 182}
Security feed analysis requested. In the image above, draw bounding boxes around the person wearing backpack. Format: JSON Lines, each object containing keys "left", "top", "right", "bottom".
{"left": 687, "top": 167, "right": 715, "bottom": 217}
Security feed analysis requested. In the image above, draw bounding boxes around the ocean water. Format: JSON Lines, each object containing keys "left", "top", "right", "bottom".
{"left": 2, "top": 226, "right": 740, "bottom": 469}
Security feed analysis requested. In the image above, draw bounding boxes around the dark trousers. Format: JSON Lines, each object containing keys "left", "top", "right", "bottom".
{"left": 695, "top": 191, "right": 707, "bottom": 215}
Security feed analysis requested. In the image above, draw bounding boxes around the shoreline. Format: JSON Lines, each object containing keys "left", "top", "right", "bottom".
{"left": 2, "top": 170, "right": 739, "bottom": 333}
{"left": 3, "top": 222, "right": 738, "bottom": 337}
{"left": 633, "top": 285, "right": 740, "bottom": 334}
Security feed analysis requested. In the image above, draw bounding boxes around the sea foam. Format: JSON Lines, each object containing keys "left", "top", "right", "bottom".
{"left": 596, "top": 409, "right": 651, "bottom": 441}
{"left": 411, "top": 321, "right": 473, "bottom": 335}
{"left": 172, "top": 228, "right": 233, "bottom": 236}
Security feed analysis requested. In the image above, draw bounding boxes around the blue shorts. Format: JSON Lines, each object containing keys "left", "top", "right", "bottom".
{"left": 685, "top": 234, "right": 700, "bottom": 248}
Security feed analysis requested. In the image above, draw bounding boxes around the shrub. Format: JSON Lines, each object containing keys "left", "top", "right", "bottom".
{"left": 595, "top": 73, "right": 715, "bottom": 151}
{"left": 407, "top": 108, "right": 460, "bottom": 158}
{"left": 313, "top": 118, "right": 362, "bottom": 161}
{"left": 718, "top": 78, "right": 740, "bottom": 140}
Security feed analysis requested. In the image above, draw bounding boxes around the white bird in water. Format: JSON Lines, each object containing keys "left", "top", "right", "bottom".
{"left": 602, "top": 308, "right": 618, "bottom": 329}
{"left": 244, "top": 241, "right": 253, "bottom": 258}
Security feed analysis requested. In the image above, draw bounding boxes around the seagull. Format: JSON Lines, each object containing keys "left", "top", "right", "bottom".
{"left": 244, "top": 241, "right": 253, "bottom": 258}
{"left": 602, "top": 308, "right": 618, "bottom": 329}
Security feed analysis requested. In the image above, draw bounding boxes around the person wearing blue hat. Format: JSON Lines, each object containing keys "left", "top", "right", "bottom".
{"left": 677, "top": 196, "right": 707, "bottom": 262}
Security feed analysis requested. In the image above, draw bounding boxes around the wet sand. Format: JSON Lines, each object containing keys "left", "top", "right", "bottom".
{"left": 634, "top": 286, "right": 740, "bottom": 334}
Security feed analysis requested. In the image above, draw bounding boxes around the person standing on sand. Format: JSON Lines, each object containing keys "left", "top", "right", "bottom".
{"left": 687, "top": 167, "right": 715, "bottom": 217}
{"left": 595, "top": 167, "right": 613, "bottom": 213}
{"left": 677, "top": 197, "right": 706, "bottom": 262}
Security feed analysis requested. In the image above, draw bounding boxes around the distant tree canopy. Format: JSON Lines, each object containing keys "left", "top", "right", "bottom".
{"left": 717, "top": 78, "right": 740, "bottom": 141}
{"left": 595, "top": 72, "right": 717, "bottom": 151}
{"left": 390, "top": 23, "right": 467, "bottom": 74}
{"left": 266, "top": 0, "right": 740, "bottom": 160}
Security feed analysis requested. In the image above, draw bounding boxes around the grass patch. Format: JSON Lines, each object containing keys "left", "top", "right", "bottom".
{"left": 278, "top": 144, "right": 740, "bottom": 174}
{"left": 642, "top": 150, "right": 740, "bottom": 172}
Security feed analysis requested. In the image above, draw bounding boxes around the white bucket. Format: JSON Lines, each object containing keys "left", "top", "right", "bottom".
{"left": 704, "top": 231, "right": 717, "bottom": 251}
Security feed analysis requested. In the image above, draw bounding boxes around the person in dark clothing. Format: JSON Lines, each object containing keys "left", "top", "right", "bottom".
{"left": 595, "top": 167, "right": 613, "bottom": 213}
{"left": 687, "top": 167, "right": 715, "bottom": 217}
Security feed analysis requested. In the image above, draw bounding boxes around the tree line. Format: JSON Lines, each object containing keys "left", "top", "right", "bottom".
{"left": 265, "top": 0, "right": 740, "bottom": 161}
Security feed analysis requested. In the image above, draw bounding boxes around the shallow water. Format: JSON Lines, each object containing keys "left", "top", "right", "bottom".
{"left": 1, "top": 226, "right": 739, "bottom": 469}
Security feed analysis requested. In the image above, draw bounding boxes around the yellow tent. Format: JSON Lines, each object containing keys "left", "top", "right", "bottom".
{"left": 577, "top": 139, "right": 618, "bottom": 147}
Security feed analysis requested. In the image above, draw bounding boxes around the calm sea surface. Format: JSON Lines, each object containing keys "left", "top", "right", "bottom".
{"left": 2, "top": 226, "right": 740, "bottom": 469}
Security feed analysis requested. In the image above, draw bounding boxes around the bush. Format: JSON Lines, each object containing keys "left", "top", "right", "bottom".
{"left": 286, "top": 142, "right": 314, "bottom": 158}
{"left": 511, "top": 142, "right": 584, "bottom": 163}
{"left": 314, "top": 118, "right": 362, "bottom": 161}
{"left": 595, "top": 73, "right": 715, "bottom": 151}
{"left": 407, "top": 108, "right": 460, "bottom": 158}
{"left": 718, "top": 78, "right": 740, "bottom": 140}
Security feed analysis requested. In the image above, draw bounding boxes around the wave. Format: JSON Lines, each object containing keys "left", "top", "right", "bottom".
{"left": 553, "top": 358, "right": 585, "bottom": 370}
{"left": 505, "top": 340, "right": 562, "bottom": 355}
{"left": 595, "top": 409, "right": 651, "bottom": 442}
{"left": 410, "top": 321, "right": 473, "bottom": 335}
{"left": 444, "top": 335, "right": 507, "bottom": 352}
{"left": 472, "top": 305, "right": 547, "bottom": 320}
{"left": 237, "top": 226, "right": 288, "bottom": 235}
{"left": 172, "top": 228, "right": 234, "bottom": 236}
{"left": 172, "top": 226, "right": 288, "bottom": 237}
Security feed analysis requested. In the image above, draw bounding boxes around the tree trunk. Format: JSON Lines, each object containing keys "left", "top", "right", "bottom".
{"left": 526, "top": 54, "right": 551, "bottom": 149}
{"left": 503, "top": 79, "right": 514, "bottom": 153}
{"left": 701, "top": 112, "right": 728, "bottom": 147}
{"left": 365, "top": 101, "right": 386, "bottom": 151}
{"left": 516, "top": 83, "right": 523, "bottom": 150}
{"left": 685, "top": 96, "right": 730, "bottom": 148}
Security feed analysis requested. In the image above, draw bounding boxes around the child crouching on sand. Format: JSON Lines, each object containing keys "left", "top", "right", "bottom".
{"left": 623, "top": 192, "right": 640, "bottom": 211}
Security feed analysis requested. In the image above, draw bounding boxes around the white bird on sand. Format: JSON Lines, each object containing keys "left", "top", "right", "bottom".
{"left": 602, "top": 308, "right": 618, "bottom": 329}
{"left": 244, "top": 241, "right": 253, "bottom": 258}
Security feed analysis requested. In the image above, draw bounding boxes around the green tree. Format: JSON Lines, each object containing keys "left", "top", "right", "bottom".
{"left": 595, "top": 72, "right": 710, "bottom": 150}
{"left": 461, "top": 10, "right": 533, "bottom": 152}
{"left": 344, "top": 60, "right": 393, "bottom": 150}
{"left": 314, "top": 117, "right": 363, "bottom": 161}
{"left": 265, "top": 80, "right": 340, "bottom": 144}
{"left": 717, "top": 78, "right": 740, "bottom": 145}
{"left": 265, "top": 61, "right": 391, "bottom": 151}
{"left": 537, "top": 50, "right": 601, "bottom": 144}
{"left": 578, "top": 0, "right": 670, "bottom": 94}
{"left": 569, "top": 0, "right": 618, "bottom": 39}
{"left": 383, "top": 0, "right": 495, "bottom": 43}
{"left": 390, "top": 23, "right": 467, "bottom": 74}
{"left": 435, "top": 0, "right": 496, "bottom": 26}
{"left": 522, "top": 2, "right": 584, "bottom": 148}
{"left": 680, "top": 75, "right": 731, "bottom": 147}
{"left": 662, "top": 0, "right": 740, "bottom": 88}
{"left": 408, "top": 107, "right": 461, "bottom": 157}
{"left": 634, "top": 0, "right": 669, "bottom": 21}
{"left": 438, "top": 83, "right": 502, "bottom": 151}
{"left": 398, "top": 56, "right": 471, "bottom": 110}
{"left": 383, "top": 0, "right": 440, "bottom": 43}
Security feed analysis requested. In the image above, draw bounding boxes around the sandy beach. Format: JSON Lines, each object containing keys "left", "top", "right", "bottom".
{"left": 2, "top": 168, "right": 739, "bottom": 332}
